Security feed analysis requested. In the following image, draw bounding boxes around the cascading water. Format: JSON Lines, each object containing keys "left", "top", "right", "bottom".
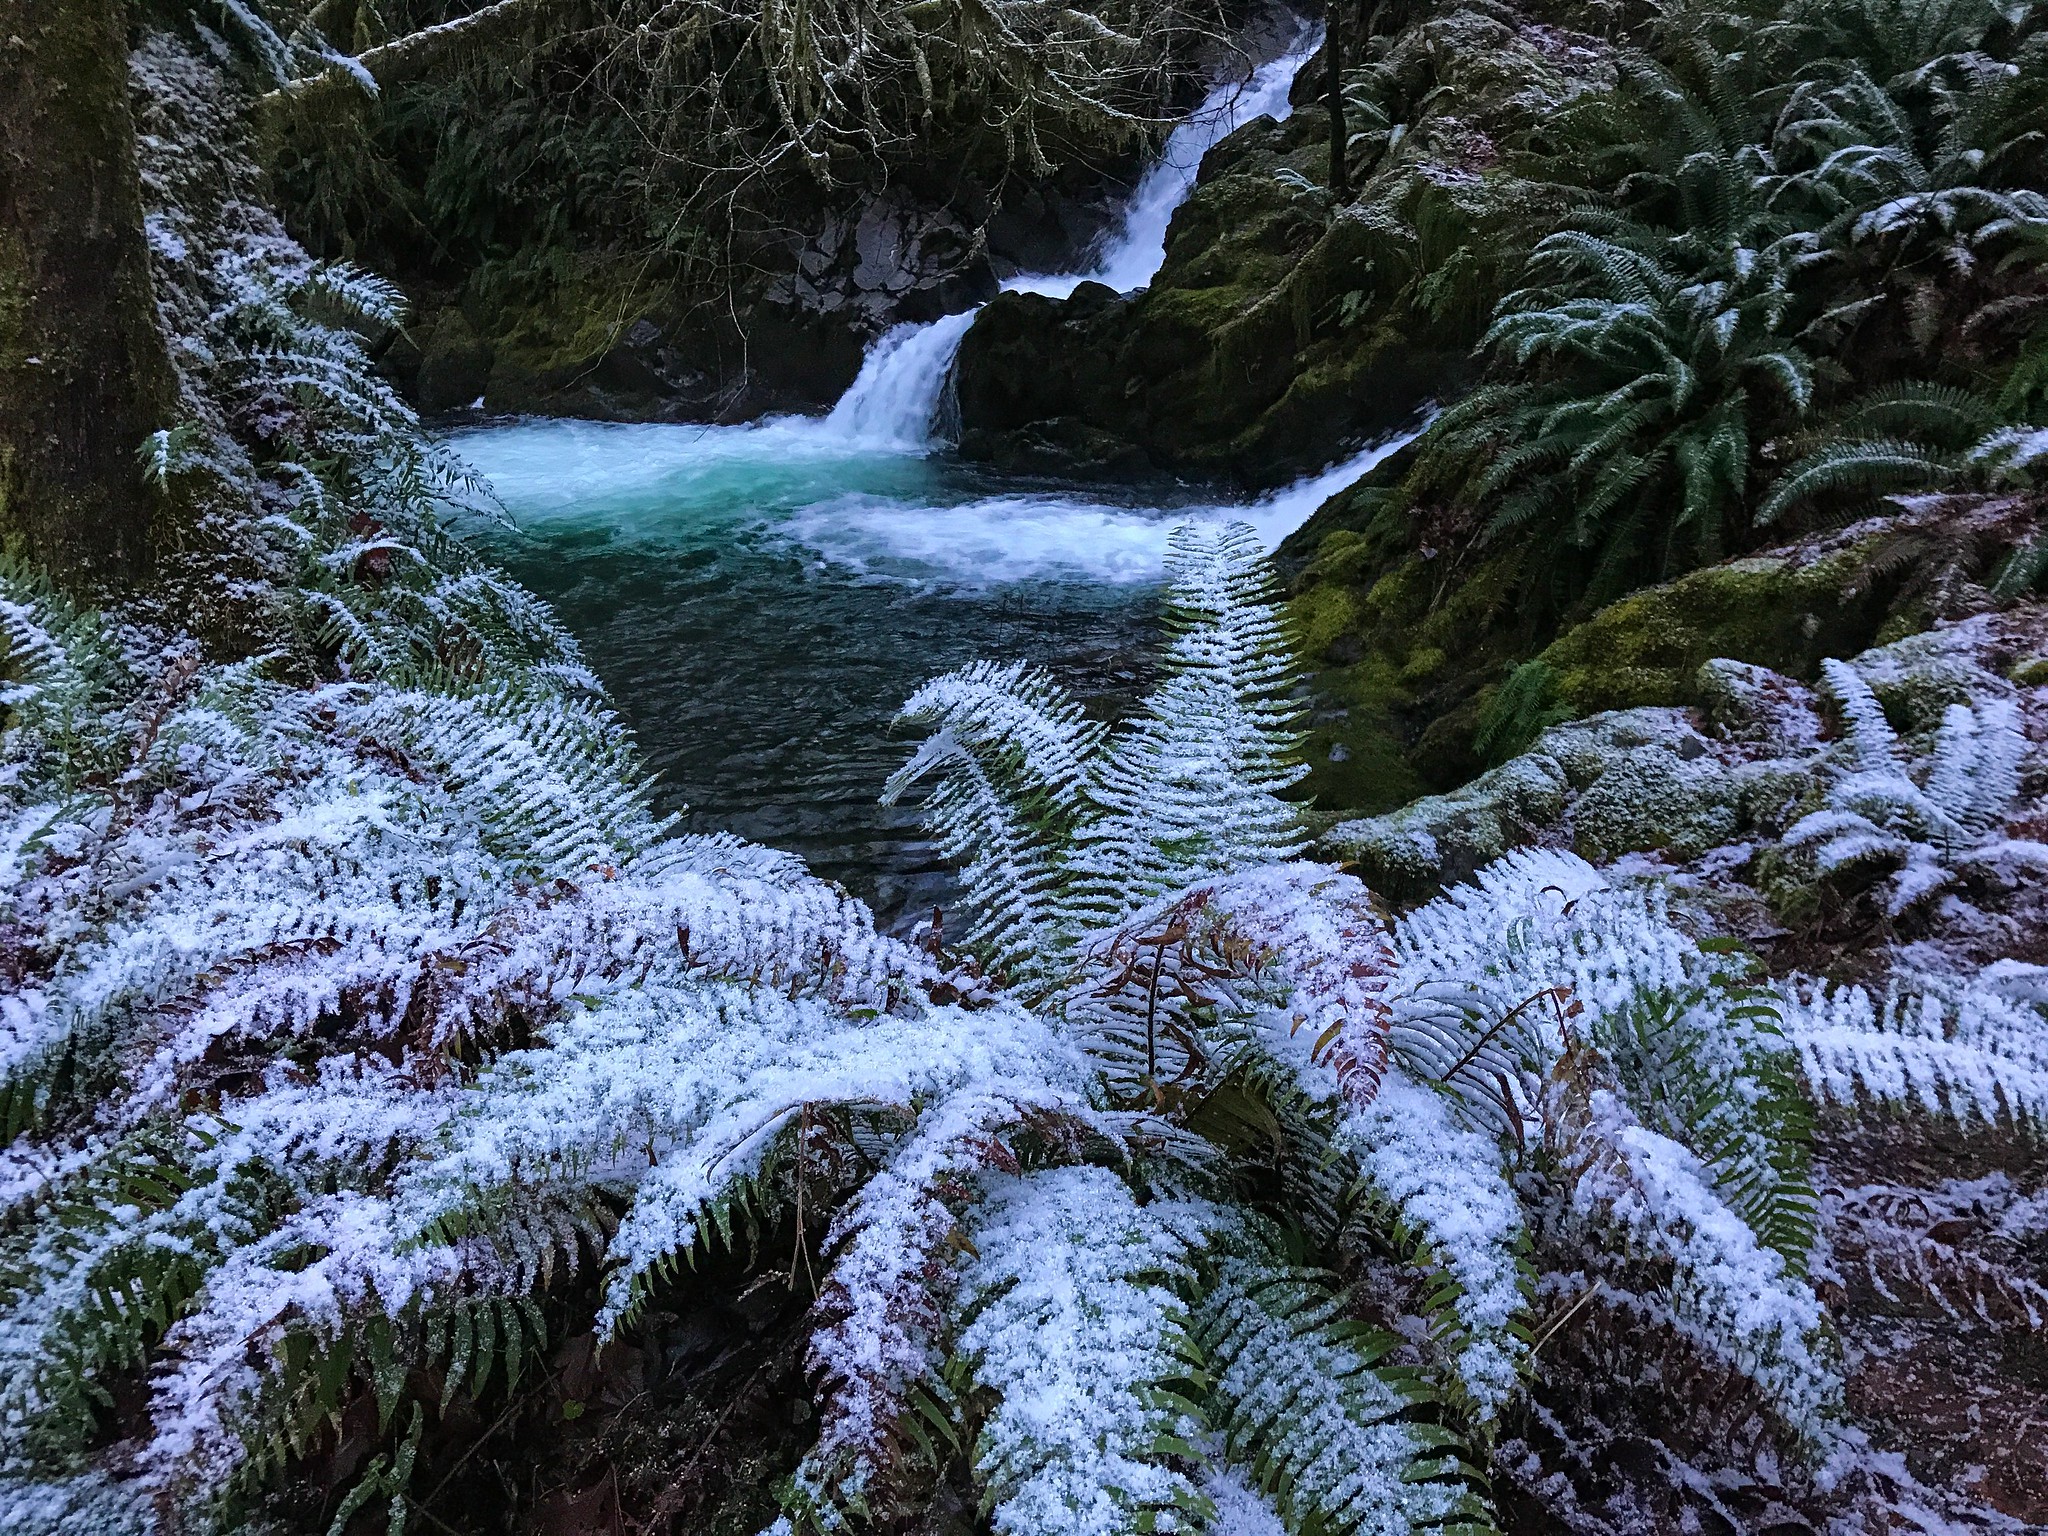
{"left": 450, "top": 26, "right": 1419, "bottom": 919}
{"left": 820, "top": 310, "right": 981, "bottom": 449}
{"left": 823, "top": 31, "right": 1319, "bottom": 448}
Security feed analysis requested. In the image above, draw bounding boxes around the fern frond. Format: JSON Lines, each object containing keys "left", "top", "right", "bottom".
{"left": 883, "top": 661, "right": 1102, "bottom": 987}
{"left": 1924, "top": 696, "right": 2026, "bottom": 840}
{"left": 1819, "top": 658, "right": 1900, "bottom": 774}
{"left": 1554, "top": 1084, "right": 1840, "bottom": 1443}
{"left": 1781, "top": 969, "right": 2048, "bottom": 1126}
{"left": 1195, "top": 1245, "right": 1488, "bottom": 1536}
{"left": 792, "top": 1091, "right": 1112, "bottom": 1526}
{"left": 1593, "top": 985, "right": 1817, "bottom": 1274}
{"left": 952, "top": 1167, "right": 1217, "bottom": 1536}
{"left": 1334, "top": 1075, "right": 1532, "bottom": 1424}
{"left": 1758, "top": 437, "right": 1955, "bottom": 525}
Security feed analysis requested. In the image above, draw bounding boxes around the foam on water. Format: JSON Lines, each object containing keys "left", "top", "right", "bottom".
{"left": 775, "top": 432, "right": 1418, "bottom": 587}
{"left": 779, "top": 493, "right": 1186, "bottom": 586}
{"left": 460, "top": 414, "right": 1418, "bottom": 588}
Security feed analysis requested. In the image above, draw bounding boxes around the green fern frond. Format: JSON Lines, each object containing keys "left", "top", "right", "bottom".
{"left": 1757, "top": 436, "right": 1956, "bottom": 524}
{"left": 1594, "top": 984, "right": 1818, "bottom": 1273}
{"left": 1194, "top": 1245, "right": 1494, "bottom": 1536}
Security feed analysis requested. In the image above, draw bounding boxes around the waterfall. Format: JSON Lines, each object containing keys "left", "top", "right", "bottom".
{"left": 822, "top": 30, "right": 1319, "bottom": 450}
{"left": 821, "top": 310, "right": 981, "bottom": 450}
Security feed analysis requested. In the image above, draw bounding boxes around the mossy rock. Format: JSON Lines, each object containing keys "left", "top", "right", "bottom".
{"left": 1324, "top": 749, "right": 1569, "bottom": 900}
{"left": 1473, "top": 541, "right": 1908, "bottom": 761}
{"left": 1851, "top": 621, "right": 2018, "bottom": 736}
{"left": 1323, "top": 703, "right": 1757, "bottom": 898}
{"left": 1297, "top": 646, "right": 1429, "bottom": 814}
{"left": 1569, "top": 745, "right": 1739, "bottom": 865}
{"left": 954, "top": 102, "right": 1463, "bottom": 486}
{"left": 416, "top": 309, "right": 493, "bottom": 413}
{"left": 1695, "top": 658, "right": 1825, "bottom": 753}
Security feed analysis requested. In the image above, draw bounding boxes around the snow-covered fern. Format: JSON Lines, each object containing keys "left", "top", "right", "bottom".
{"left": 882, "top": 532, "right": 1846, "bottom": 1507}
{"left": 885, "top": 521, "right": 1307, "bottom": 993}
{"left": 950, "top": 1168, "right": 1214, "bottom": 1536}
{"left": 1780, "top": 961, "right": 2048, "bottom": 1127}
{"left": 1195, "top": 1240, "right": 1489, "bottom": 1536}
{"left": 1783, "top": 658, "right": 2047, "bottom": 916}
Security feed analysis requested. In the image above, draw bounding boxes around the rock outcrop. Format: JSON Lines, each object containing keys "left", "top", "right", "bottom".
{"left": 951, "top": 5, "right": 1614, "bottom": 486}
{"left": 954, "top": 111, "right": 1465, "bottom": 487}
{"left": 381, "top": 170, "right": 1130, "bottom": 422}
{"left": 1281, "top": 465, "right": 2045, "bottom": 815}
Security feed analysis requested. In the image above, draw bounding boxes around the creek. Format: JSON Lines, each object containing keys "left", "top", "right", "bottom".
{"left": 450, "top": 30, "right": 1402, "bottom": 926}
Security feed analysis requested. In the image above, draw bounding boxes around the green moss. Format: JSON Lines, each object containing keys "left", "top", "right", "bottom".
{"left": 1323, "top": 749, "right": 1569, "bottom": 900}
{"left": 1144, "top": 281, "right": 1262, "bottom": 334}
{"left": 1289, "top": 581, "right": 1363, "bottom": 660}
{"left": 1399, "top": 645, "right": 1446, "bottom": 683}
{"left": 1359, "top": 559, "right": 1431, "bottom": 620}
{"left": 1414, "top": 553, "right": 1518, "bottom": 652}
{"left": 1301, "top": 718, "right": 1427, "bottom": 812}
{"left": 485, "top": 260, "right": 661, "bottom": 378}
{"left": 1531, "top": 541, "right": 1901, "bottom": 718}
{"left": 0, "top": 0, "right": 178, "bottom": 588}
{"left": 1296, "top": 650, "right": 1428, "bottom": 813}
{"left": 2009, "top": 655, "right": 2048, "bottom": 687}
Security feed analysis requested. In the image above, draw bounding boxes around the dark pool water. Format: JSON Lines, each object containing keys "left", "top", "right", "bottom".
{"left": 452, "top": 393, "right": 1395, "bottom": 927}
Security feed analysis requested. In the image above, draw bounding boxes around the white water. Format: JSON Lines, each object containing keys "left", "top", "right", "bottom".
{"left": 824, "top": 31, "right": 1319, "bottom": 448}
{"left": 820, "top": 310, "right": 981, "bottom": 449}
{"left": 449, "top": 29, "right": 1417, "bottom": 902}
{"left": 1022, "top": 34, "right": 1315, "bottom": 300}
{"left": 778, "top": 433, "right": 1412, "bottom": 587}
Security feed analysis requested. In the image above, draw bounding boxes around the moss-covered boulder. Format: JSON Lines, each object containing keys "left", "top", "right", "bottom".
{"left": 415, "top": 308, "right": 493, "bottom": 413}
{"left": 1324, "top": 698, "right": 1781, "bottom": 899}
{"left": 1281, "top": 487, "right": 1949, "bottom": 818}
{"left": 956, "top": 115, "right": 1466, "bottom": 486}
{"left": 1473, "top": 542, "right": 1910, "bottom": 756}
{"left": 957, "top": 4, "right": 1609, "bottom": 487}
{"left": 1322, "top": 748, "right": 1568, "bottom": 898}
{"left": 1278, "top": 442, "right": 1543, "bottom": 811}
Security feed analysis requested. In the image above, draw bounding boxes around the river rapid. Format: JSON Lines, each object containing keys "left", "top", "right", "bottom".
{"left": 451, "top": 31, "right": 1407, "bottom": 926}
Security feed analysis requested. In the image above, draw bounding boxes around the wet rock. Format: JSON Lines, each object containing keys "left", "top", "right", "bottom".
{"left": 415, "top": 308, "right": 492, "bottom": 413}
{"left": 775, "top": 190, "right": 998, "bottom": 333}
{"left": 985, "top": 182, "right": 1121, "bottom": 276}
{"left": 372, "top": 322, "right": 424, "bottom": 391}
{"left": 957, "top": 415, "right": 1156, "bottom": 479}
{"left": 954, "top": 108, "right": 1463, "bottom": 487}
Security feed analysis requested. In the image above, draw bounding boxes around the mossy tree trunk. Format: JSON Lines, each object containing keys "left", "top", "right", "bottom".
{"left": 0, "top": 0, "right": 178, "bottom": 590}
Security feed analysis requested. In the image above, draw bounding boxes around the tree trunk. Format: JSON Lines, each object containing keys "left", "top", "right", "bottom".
{"left": 1325, "top": 0, "right": 1349, "bottom": 198}
{"left": 0, "top": 0, "right": 178, "bottom": 590}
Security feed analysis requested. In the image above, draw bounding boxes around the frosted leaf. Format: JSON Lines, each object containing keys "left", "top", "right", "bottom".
{"left": 954, "top": 1167, "right": 1216, "bottom": 1536}
{"left": 1195, "top": 1249, "right": 1475, "bottom": 1535}
{"left": 1568, "top": 1091, "right": 1840, "bottom": 1442}
{"left": 1780, "top": 967, "right": 2048, "bottom": 1125}
{"left": 1336, "top": 1072, "right": 1530, "bottom": 1419}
